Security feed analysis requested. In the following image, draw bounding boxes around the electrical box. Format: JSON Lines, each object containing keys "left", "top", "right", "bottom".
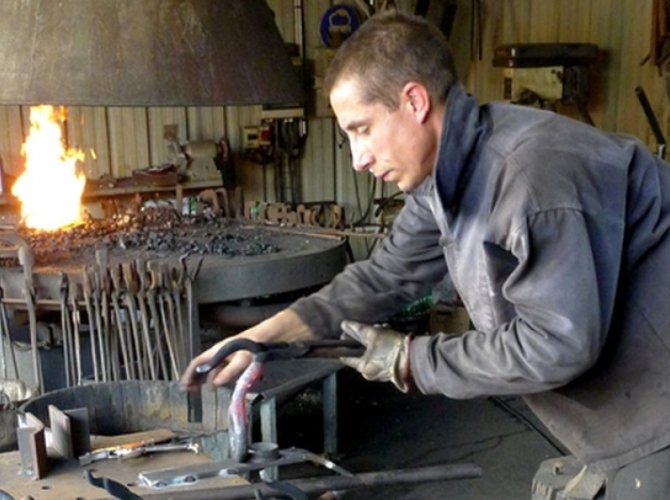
{"left": 242, "top": 124, "right": 272, "bottom": 152}
{"left": 242, "top": 126, "right": 260, "bottom": 150}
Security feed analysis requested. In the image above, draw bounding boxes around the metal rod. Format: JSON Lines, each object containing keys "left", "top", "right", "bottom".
{"left": 229, "top": 357, "right": 264, "bottom": 463}
{"left": 635, "top": 85, "right": 667, "bottom": 159}
{"left": 148, "top": 463, "right": 483, "bottom": 500}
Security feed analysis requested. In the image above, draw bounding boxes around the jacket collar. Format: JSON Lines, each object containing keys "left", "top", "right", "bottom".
{"left": 432, "top": 83, "right": 491, "bottom": 209}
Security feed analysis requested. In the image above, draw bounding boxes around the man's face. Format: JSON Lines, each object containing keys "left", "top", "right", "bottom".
{"left": 330, "top": 78, "right": 435, "bottom": 192}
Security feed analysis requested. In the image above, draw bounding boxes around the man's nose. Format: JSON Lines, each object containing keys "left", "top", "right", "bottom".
{"left": 351, "top": 144, "right": 373, "bottom": 172}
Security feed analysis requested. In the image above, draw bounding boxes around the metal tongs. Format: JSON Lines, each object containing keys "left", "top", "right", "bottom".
{"left": 194, "top": 338, "right": 365, "bottom": 376}
{"left": 132, "top": 339, "right": 366, "bottom": 494}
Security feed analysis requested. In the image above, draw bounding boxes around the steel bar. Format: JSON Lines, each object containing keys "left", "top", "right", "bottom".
{"left": 146, "top": 463, "right": 483, "bottom": 500}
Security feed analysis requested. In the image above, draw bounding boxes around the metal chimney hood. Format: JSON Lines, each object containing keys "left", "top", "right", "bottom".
{"left": 0, "top": 0, "right": 304, "bottom": 107}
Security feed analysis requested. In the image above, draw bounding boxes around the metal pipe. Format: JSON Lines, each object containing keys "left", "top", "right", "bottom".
{"left": 148, "top": 463, "right": 483, "bottom": 500}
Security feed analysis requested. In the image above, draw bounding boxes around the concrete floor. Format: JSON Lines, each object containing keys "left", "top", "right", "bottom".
{"left": 274, "top": 368, "right": 568, "bottom": 500}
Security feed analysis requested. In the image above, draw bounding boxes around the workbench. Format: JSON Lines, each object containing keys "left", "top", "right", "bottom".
{"left": 0, "top": 433, "right": 248, "bottom": 499}
{"left": 7, "top": 358, "right": 345, "bottom": 497}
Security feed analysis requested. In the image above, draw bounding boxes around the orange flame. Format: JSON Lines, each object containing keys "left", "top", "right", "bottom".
{"left": 12, "top": 105, "right": 86, "bottom": 231}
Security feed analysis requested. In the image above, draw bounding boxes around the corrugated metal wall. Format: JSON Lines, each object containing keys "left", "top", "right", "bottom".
{"left": 0, "top": 0, "right": 665, "bottom": 231}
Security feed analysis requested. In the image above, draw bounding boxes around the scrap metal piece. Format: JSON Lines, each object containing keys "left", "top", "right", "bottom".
{"left": 16, "top": 412, "right": 48, "bottom": 479}
{"left": 139, "top": 464, "right": 482, "bottom": 500}
{"left": 48, "top": 404, "right": 73, "bottom": 459}
{"left": 140, "top": 445, "right": 353, "bottom": 490}
{"left": 84, "top": 470, "right": 144, "bottom": 500}
{"left": 48, "top": 405, "right": 90, "bottom": 460}
{"left": 79, "top": 440, "right": 199, "bottom": 465}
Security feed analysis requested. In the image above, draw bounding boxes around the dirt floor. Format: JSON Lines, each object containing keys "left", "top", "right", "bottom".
{"left": 273, "top": 368, "right": 567, "bottom": 500}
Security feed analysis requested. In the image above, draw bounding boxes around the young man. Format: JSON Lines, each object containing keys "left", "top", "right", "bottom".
{"left": 182, "top": 10, "right": 670, "bottom": 499}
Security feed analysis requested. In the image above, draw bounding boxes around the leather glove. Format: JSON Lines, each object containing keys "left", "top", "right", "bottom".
{"left": 339, "top": 320, "right": 412, "bottom": 393}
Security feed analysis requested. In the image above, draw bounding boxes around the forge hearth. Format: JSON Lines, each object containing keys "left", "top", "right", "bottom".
{"left": 9, "top": 208, "right": 284, "bottom": 268}
{"left": 0, "top": 210, "right": 346, "bottom": 393}
{"left": 0, "top": 209, "right": 347, "bottom": 305}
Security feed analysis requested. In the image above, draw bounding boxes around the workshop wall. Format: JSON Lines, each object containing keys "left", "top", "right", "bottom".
{"left": 457, "top": 0, "right": 665, "bottom": 146}
{"left": 0, "top": 1, "right": 665, "bottom": 229}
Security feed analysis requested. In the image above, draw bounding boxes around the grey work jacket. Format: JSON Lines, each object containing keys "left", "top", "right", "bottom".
{"left": 291, "top": 83, "right": 670, "bottom": 471}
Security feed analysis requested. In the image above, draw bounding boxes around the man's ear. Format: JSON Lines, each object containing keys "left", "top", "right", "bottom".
{"left": 402, "top": 82, "right": 431, "bottom": 124}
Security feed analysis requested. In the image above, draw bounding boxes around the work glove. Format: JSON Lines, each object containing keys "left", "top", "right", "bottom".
{"left": 339, "top": 320, "right": 412, "bottom": 393}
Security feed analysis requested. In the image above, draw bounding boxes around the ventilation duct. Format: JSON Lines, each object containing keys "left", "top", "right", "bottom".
{"left": 0, "top": 0, "right": 304, "bottom": 107}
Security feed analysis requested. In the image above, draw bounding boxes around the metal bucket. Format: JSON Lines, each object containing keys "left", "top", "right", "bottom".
{"left": 20, "top": 380, "right": 231, "bottom": 460}
{"left": 0, "top": 379, "right": 38, "bottom": 451}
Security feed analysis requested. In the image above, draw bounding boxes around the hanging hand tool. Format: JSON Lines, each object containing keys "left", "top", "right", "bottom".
{"left": 98, "top": 262, "right": 118, "bottom": 381}
{"left": 0, "top": 285, "right": 18, "bottom": 380}
{"left": 145, "top": 261, "right": 169, "bottom": 380}
{"left": 153, "top": 262, "right": 181, "bottom": 380}
{"left": 111, "top": 264, "right": 135, "bottom": 380}
{"left": 60, "top": 273, "right": 75, "bottom": 387}
{"left": 92, "top": 265, "right": 109, "bottom": 381}
{"left": 161, "top": 263, "right": 181, "bottom": 372}
{"left": 122, "top": 262, "right": 146, "bottom": 380}
{"left": 19, "top": 245, "right": 43, "bottom": 392}
{"left": 135, "top": 258, "right": 157, "bottom": 380}
{"left": 69, "top": 281, "right": 83, "bottom": 386}
{"left": 83, "top": 266, "right": 100, "bottom": 382}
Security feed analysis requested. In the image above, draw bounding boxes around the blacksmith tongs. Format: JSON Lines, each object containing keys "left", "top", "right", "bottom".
{"left": 194, "top": 338, "right": 365, "bottom": 376}
{"left": 194, "top": 338, "right": 364, "bottom": 465}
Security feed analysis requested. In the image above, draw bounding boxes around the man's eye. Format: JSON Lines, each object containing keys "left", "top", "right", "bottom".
{"left": 337, "top": 130, "right": 350, "bottom": 149}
